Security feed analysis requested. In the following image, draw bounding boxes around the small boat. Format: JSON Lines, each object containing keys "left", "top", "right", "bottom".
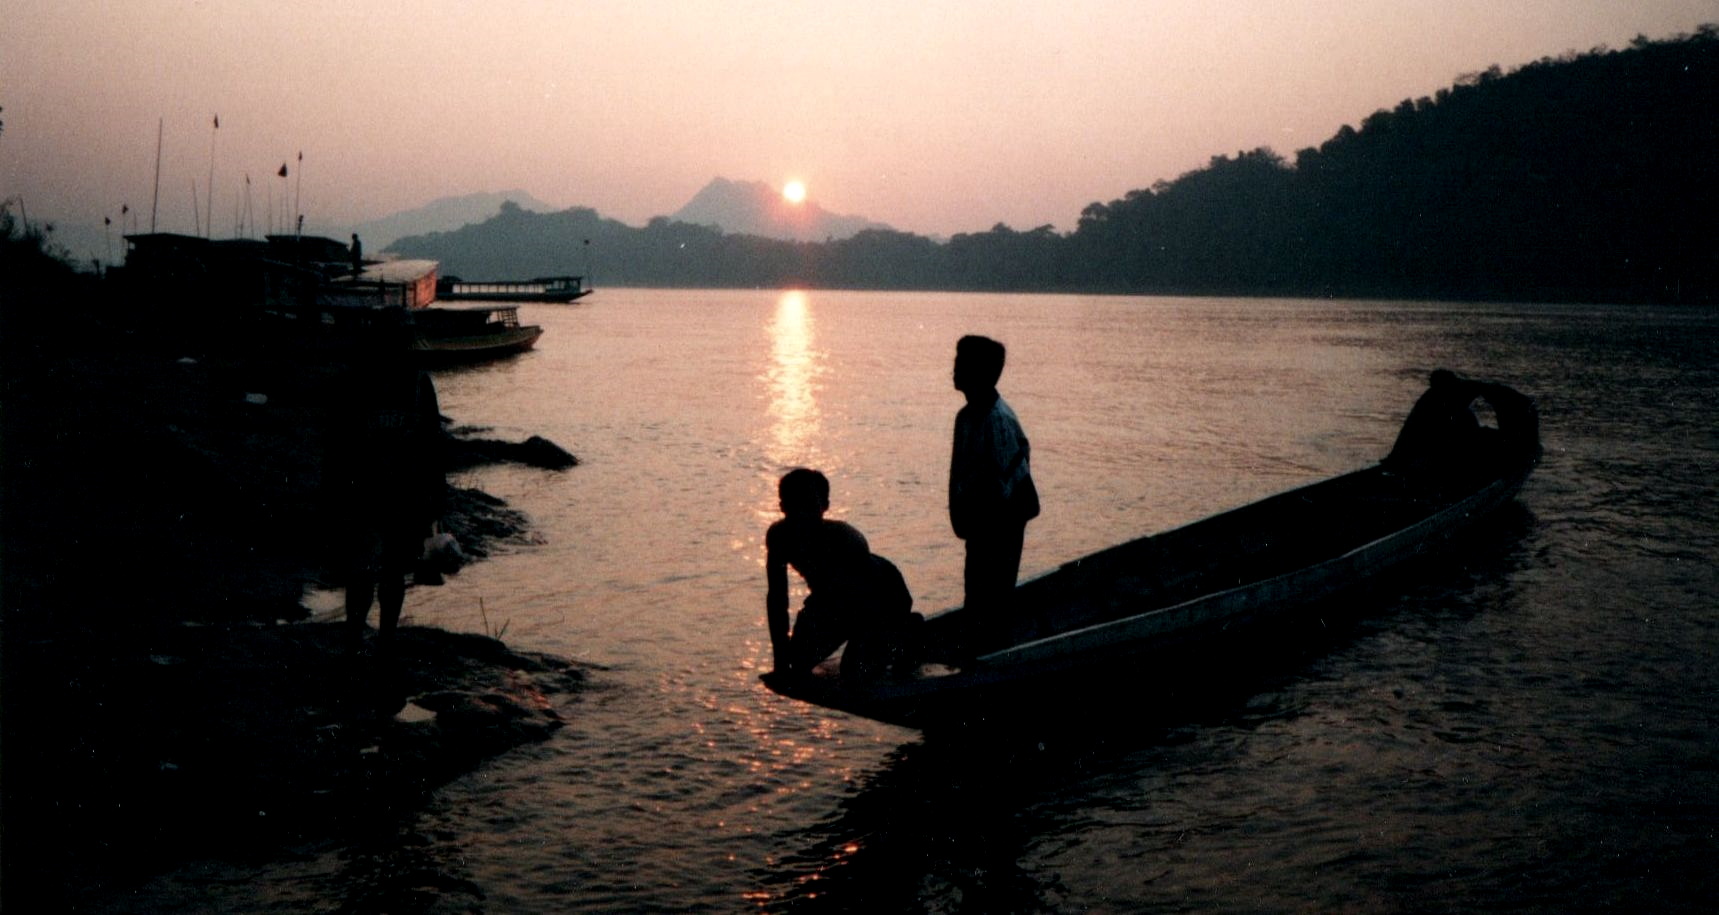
{"left": 323, "top": 261, "right": 546, "bottom": 365}
{"left": 762, "top": 382, "right": 1540, "bottom": 731}
{"left": 408, "top": 304, "right": 544, "bottom": 365}
{"left": 436, "top": 275, "right": 591, "bottom": 303}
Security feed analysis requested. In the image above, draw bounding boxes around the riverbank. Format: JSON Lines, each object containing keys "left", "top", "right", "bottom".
{"left": 10, "top": 620, "right": 591, "bottom": 910}
{"left": 1, "top": 255, "right": 582, "bottom": 909}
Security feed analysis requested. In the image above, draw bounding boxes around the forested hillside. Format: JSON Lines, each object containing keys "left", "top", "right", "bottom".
{"left": 392, "top": 28, "right": 1717, "bottom": 304}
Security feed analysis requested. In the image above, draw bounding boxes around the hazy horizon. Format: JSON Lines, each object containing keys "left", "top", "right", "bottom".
{"left": 3, "top": 1, "right": 1713, "bottom": 262}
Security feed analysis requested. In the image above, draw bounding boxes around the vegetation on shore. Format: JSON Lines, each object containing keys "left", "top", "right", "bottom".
{"left": 394, "top": 28, "right": 1717, "bottom": 304}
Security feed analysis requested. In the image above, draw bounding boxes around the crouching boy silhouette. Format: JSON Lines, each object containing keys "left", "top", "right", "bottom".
{"left": 764, "top": 469, "right": 916, "bottom": 682}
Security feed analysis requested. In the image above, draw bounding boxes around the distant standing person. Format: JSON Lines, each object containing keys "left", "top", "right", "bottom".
{"left": 764, "top": 469, "right": 914, "bottom": 679}
{"left": 349, "top": 233, "right": 364, "bottom": 275}
{"left": 328, "top": 313, "right": 445, "bottom": 649}
{"left": 949, "top": 335, "right": 1039, "bottom": 634}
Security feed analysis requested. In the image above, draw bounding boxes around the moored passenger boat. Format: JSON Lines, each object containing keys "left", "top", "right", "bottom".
{"left": 406, "top": 304, "right": 544, "bottom": 365}
{"left": 436, "top": 275, "right": 591, "bottom": 303}
{"left": 112, "top": 231, "right": 546, "bottom": 365}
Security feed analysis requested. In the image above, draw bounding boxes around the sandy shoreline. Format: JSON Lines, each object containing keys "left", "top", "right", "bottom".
{"left": 1, "top": 257, "right": 582, "bottom": 908}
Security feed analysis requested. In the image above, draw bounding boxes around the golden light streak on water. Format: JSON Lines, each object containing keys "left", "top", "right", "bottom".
{"left": 763, "top": 290, "right": 825, "bottom": 470}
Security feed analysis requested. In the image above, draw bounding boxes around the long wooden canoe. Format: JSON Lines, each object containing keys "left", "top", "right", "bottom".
{"left": 762, "top": 383, "right": 1540, "bottom": 731}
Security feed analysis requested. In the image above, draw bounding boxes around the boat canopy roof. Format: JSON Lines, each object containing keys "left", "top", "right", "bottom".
{"left": 358, "top": 259, "right": 438, "bottom": 284}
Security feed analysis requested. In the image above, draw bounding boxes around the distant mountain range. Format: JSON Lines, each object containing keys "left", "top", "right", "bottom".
{"left": 379, "top": 177, "right": 902, "bottom": 280}
{"left": 48, "top": 180, "right": 881, "bottom": 268}
{"left": 350, "top": 179, "right": 891, "bottom": 254}
{"left": 375, "top": 30, "right": 1719, "bottom": 304}
{"left": 313, "top": 190, "right": 556, "bottom": 251}
{"left": 670, "top": 177, "right": 892, "bottom": 242}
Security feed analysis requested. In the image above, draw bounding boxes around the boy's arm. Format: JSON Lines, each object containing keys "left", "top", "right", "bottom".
{"left": 765, "top": 531, "right": 791, "bottom": 671}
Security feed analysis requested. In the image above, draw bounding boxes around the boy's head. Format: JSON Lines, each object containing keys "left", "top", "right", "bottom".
{"left": 954, "top": 335, "right": 1006, "bottom": 393}
{"left": 778, "top": 468, "right": 831, "bottom": 518}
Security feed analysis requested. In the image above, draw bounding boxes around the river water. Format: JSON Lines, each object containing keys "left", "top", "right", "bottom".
{"left": 145, "top": 291, "right": 1718, "bottom": 912}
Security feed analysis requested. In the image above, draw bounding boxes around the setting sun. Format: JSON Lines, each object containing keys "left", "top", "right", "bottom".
{"left": 782, "top": 180, "right": 807, "bottom": 204}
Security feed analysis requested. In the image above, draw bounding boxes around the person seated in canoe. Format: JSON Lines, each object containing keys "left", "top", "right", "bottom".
{"left": 1385, "top": 369, "right": 1539, "bottom": 480}
{"left": 765, "top": 468, "right": 917, "bottom": 682}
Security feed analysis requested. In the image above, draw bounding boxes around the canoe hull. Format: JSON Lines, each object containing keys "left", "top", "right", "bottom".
{"left": 764, "top": 456, "right": 1536, "bottom": 732}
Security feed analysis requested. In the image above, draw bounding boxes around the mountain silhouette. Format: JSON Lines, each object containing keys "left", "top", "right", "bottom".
{"left": 319, "top": 190, "right": 555, "bottom": 251}
{"left": 670, "top": 177, "right": 891, "bottom": 242}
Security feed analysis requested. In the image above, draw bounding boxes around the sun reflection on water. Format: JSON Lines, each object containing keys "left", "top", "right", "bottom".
{"left": 763, "top": 290, "right": 826, "bottom": 470}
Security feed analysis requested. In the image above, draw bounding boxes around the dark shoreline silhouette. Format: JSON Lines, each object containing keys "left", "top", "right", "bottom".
{"left": 0, "top": 224, "right": 585, "bottom": 910}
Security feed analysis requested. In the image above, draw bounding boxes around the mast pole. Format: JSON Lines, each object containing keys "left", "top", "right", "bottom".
{"left": 206, "top": 114, "right": 218, "bottom": 238}
{"left": 293, "top": 151, "right": 302, "bottom": 231}
{"left": 149, "top": 118, "right": 162, "bottom": 233}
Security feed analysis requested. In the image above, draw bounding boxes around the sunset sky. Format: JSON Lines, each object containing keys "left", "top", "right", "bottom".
{"left": 3, "top": 0, "right": 1713, "bottom": 258}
